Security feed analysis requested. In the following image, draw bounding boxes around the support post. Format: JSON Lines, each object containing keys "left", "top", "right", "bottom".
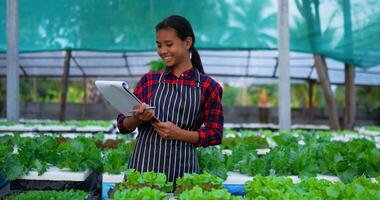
{"left": 59, "top": 50, "right": 71, "bottom": 122}
{"left": 278, "top": 0, "right": 291, "bottom": 130}
{"left": 314, "top": 55, "right": 340, "bottom": 130}
{"left": 82, "top": 77, "right": 87, "bottom": 119}
{"left": 344, "top": 64, "right": 355, "bottom": 129}
{"left": 307, "top": 80, "right": 315, "bottom": 124}
{"left": 6, "top": 0, "right": 19, "bottom": 121}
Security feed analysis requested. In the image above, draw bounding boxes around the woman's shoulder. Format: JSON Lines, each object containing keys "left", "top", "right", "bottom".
{"left": 139, "top": 71, "right": 163, "bottom": 81}
{"left": 199, "top": 73, "right": 223, "bottom": 91}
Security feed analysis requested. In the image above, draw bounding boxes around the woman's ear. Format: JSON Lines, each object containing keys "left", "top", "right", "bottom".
{"left": 185, "top": 36, "right": 193, "bottom": 50}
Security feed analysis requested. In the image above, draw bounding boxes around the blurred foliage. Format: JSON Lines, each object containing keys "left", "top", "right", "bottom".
{"left": 147, "top": 59, "right": 166, "bottom": 72}
{"left": 18, "top": 78, "right": 84, "bottom": 103}
{"left": 222, "top": 84, "right": 239, "bottom": 106}
{"left": 335, "top": 85, "right": 380, "bottom": 110}
{"left": 222, "top": 82, "right": 379, "bottom": 110}
{"left": 0, "top": 78, "right": 5, "bottom": 101}
{"left": 0, "top": 76, "right": 378, "bottom": 110}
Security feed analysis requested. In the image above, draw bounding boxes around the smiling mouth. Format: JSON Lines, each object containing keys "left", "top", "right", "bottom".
{"left": 162, "top": 55, "right": 172, "bottom": 62}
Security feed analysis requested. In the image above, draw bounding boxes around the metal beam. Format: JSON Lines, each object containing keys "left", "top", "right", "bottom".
{"left": 278, "top": 0, "right": 291, "bottom": 130}
{"left": 6, "top": 0, "right": 19, "bottom": 121}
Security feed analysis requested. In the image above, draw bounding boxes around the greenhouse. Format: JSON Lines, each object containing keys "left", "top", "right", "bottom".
{"left": 1, "top": 0, "right": 380, "bottom": 199}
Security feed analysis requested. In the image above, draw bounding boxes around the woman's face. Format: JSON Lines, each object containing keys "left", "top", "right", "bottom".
{"left": 156, "top": 28, "right": 191, "bottom": 68}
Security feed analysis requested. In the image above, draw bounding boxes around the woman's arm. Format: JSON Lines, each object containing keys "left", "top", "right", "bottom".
{"left": 195, "top": 79, "right": 224, "bottom": 147}
{"left": 120, "top": 115, "right": 141, "bottom": 133}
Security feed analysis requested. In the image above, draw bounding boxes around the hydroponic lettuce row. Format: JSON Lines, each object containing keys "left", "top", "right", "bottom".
{"left": 112, "top": 187, "right": 168, "bottom": 200}
{"left": 103, "top": 142, "right": 135, "bottom": 174}
{"left": 0, "top": 134, "right": 60, "bottom": 180}
{"left": 366, "top": 126, "right": 380, "bottom": 132}
{"left": 178, "top": 186, "right": 242, "bottom": 200}
{"left": 115, "top": 169, "right": 173, "bottom": 193}
{"left": 0, "top": 135, "right": 104, "bottom": 180}
{"left": 175, "top": 172, "right": 223, "bottom": 194}
{"left": 221, "top": 135, "right": 269, "bottom": 150}
{"left": 5, "top": 189, "right": 87, "bottom": 200}
{"left": 197, "top": 146, "right": 228, "bottom": 180}
{"left": 244, "top": 175, "right": 380, "bottom": 200}
{"left": 1, "top": 129, "right": 380, "bottom": 185}
{"left": 57, "top": 136, "right": 102, "bottom": 172}
{"left": 225, "top": 138, "right": 380, "bottom": 183}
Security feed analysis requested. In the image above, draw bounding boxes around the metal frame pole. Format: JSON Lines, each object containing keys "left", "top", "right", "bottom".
{"left": 278, "top": 0, "right": 291, "bottom": 130}
{"left": 6, "top": 0, "right": 19, "bottom": 121}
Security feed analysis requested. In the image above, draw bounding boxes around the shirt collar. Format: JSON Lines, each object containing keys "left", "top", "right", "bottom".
{"left": 164, "top": 67, "right": 196, "bottom": 80}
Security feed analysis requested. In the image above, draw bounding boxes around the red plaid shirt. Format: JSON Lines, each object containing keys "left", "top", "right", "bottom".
{"left": 117, "top": 67, "right": 223, "bottom": 147}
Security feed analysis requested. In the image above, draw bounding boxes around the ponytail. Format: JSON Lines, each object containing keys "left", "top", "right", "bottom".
{"left": 190, "top": 47, "right": 204, "bottom": 74}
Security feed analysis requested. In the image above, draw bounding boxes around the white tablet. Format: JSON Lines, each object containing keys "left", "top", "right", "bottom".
{"left": 95, "top": 81, "right": 158, "bottom": 122}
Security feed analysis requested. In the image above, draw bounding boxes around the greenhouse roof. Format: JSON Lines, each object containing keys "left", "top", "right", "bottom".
{"left": 1, "top": 0, "right": 380, "bottom": 69}
{"left": 1, "top": 50, "right": 379, "bottom": 86}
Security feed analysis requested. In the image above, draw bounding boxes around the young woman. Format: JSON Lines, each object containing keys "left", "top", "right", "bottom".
{"left": 117, "top": 15, "right": 223, "bottom": 184}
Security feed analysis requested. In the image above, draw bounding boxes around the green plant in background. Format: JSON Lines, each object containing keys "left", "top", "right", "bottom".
{"left": 356, "top": 86, "right": 380, "bottom": 110}
{"left": 148, "top": 59, "right": 166, "bottom": 72}
{"left": 197, "top": 147, "right": 228, "bottom": 180}
{"left": 57, "top": 136, "right": 102, "bottom": 172}
{"left": 222, "top": 84, "right": 239, "bottom": 106}
{"left": 103, "top": 143, "right": 134, "bottom": 174}
{"left": 20, "top": 78, "right": 34, "bottom": 102}
{"left": 221, "top": 135, "right": 269, "bottom": 150}
{"left": 366, "top": 126, "right": 380, "bottom": 131}
{"left": 17, "top": 78, "right": 85, "bottom": 103}
{"left": 248, "top": 85, "right": 278, "bottom": 107}
{"left": 0, "top": 78, "right": 5, "bottom": 101}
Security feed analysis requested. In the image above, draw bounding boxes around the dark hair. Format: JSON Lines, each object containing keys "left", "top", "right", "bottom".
{"left": 155, "top": 15, "right": 205, "bottom": 74}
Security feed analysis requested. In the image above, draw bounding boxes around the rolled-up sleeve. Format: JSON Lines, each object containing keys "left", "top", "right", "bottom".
{"left": 197, "top": 80, "right": 223, "bottom": 147}
{"left": 117, "top": 113, "right": 129, "bottom": 133}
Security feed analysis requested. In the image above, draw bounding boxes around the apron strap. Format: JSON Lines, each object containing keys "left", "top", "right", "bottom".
{"left": 194, "top": 69, "right": 200, "bottom": 88}
{"left": 158, "top": 70, "right": 165, "bottom": 84}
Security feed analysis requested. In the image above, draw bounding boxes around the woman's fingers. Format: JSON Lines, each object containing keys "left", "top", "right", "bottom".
{"left": 135, "top": 107, "right": 155, "bottom": 122}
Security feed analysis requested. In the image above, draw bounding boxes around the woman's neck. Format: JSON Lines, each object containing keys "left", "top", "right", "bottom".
{"left": 172, "top": 59, "right": 193, "bottom": 77}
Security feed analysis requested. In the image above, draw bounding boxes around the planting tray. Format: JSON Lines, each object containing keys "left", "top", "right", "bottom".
{"left": 19, "top": 166, "right": 90, "bottom": 181}
{"left": 223, "top": 172, "right": 252, "bottom": 195}
{"left": 102, "top": 173, "right": 124, "bottom": 200}
{"left": 75, "top": 124, "right": 114, "bottom": 133}
{"left": 0, "top": 125, "right": 34, "bottom": 132}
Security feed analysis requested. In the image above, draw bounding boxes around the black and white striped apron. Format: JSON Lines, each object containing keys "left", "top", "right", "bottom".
{"left": 128, "top": 69, "right": 201, "bottom": 183}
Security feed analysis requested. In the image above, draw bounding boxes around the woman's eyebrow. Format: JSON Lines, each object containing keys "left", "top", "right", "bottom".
{"left": 156, "top": 40, "right": 173, "bottom": 43}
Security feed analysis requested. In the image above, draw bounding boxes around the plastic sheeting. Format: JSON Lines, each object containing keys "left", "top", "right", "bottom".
{"left": 1, "top": 0, "right": 380, "bottom": 68}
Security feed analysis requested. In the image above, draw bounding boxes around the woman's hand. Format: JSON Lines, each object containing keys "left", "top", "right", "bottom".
{"left": 152, "top": 121, "right": 182, "bottom": 140}
{"left": 132, "top": 103, "right": 155, "bottom": 124}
